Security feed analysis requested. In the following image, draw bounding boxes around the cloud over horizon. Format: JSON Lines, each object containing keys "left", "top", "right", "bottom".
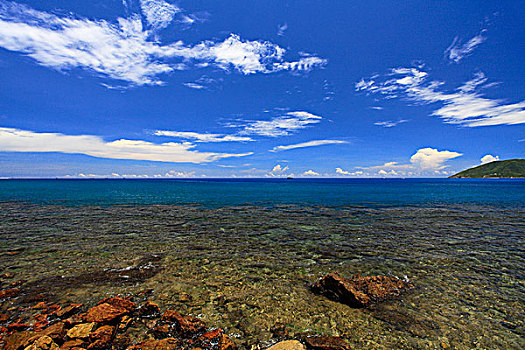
{"left": 0, "top": 127, "right": 252, "bottom": 163}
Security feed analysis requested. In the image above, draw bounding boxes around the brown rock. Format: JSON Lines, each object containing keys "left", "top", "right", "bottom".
{"left": 55, "top": 304, "right": 82, "bottom": 319}
{"left": 178, "top": 293, "right": 192, "bottom": 303}
{"left": 137, "top": 301, "right": 160, "bottom": 318}
{"left": 219, "top": 334, "right": 236, "bottom": 350}
{"left": 3, "top": 331, "right": 37, "bottom": 350}
{"left": 129, "top": 338, "right": 180, "bottom": 350}
{"left": 66, "top": 323, "right": 95, "bottom": 339}
{"left": 161, "top": 310, "right": 206, "bottom": 336}
{"left": 304, "top": 336, "right": 351, "bottom": 350}
{"left": 311, "top": 272, "right": 413, "bottom": 308}
{"left": 85, "top": 303, "right": 127, "bottom": 323}
{"left": 152, "top": 322, "right": 171, "bottom": 338}
{"left": 24, "top": 335, "right": 59, "bottom": 350}
{"left": 41, "top": 322, "right": 65, "bottom": 341}
{"left": 87, "top": 325, "right": 115, "bottom": 350}
{"left": 267, "top": 340, "right": 305, "bottom": 350}
{"left": 0, "top": 313, "right": 10, "bottom": 322}
{"left": 0, "top": 288, "right": 21, "bottom": 299}
{"left": 59, "top": 339, "right": 85, "bottom": 350}
{"left": 97, "top": 297, "right": 135, "bottom": 312}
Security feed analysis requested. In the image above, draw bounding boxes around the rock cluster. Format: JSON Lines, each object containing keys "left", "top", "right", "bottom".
{"left": 311, "top": 272, "right": 414, "bottom": 308}
{"left": 0, "top": 296, "right": 236, "bottom": 350}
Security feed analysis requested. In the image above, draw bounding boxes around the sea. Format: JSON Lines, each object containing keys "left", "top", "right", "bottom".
{"left": 0, "top": 178, "right": 524, "bottom": 349}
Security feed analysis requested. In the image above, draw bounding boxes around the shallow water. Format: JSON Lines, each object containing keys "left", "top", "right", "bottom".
{"left": 1, "top": 202, "right": 523, "bottom": 349}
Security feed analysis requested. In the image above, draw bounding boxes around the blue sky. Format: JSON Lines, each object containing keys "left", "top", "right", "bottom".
{"left": 0, "top": 0, "right": 523, "bottom": 178}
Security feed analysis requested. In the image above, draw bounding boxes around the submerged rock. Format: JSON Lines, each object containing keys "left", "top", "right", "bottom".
{"left": 303, "top": 336, "right": 351, "bottom": 350}
{"left": 161, "top": 310, "right": 206, "bottom": 336}
{"left": 311, "top": 272, "right": 413, "bottom": 308}
{"left": 267, "top": 340, "right": 305, "bottom": 350}
{"left": 85, "top": 303, "right": 128, "bottom": 323}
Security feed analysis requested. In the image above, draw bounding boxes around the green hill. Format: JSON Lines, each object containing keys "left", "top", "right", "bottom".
{"left": 450, "top": 159, "right": 525, "bottom": 178}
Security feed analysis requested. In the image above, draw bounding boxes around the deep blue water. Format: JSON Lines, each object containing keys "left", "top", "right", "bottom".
{"left": 0, "top": 178, "right": 523, "bottom": 207}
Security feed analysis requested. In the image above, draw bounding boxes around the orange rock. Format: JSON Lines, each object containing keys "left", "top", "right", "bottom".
{"left": 2, "top": 331, "right": 37, "bottom": 350}
{"left": 41, "top": 322, "right": 65, "bottom": 340}
{"left": 0, "top": 288, "right": 21, "bottom": 299}
{"left": 7, "top": 323, "right": 29, "bottom": 332}
{"left": 311, "top": 272, "right": 414, "bottom": 308}
{"left": 0, "top": 313, "right": 10, "bottom": 322}
{"left": 161, "top": 310, "right": 206, "bottom": 336}
{"left": 97, "top": 297, "right": 136, "bottom": 312}
{"left": 85, "top": 303, "right": 127, "bottom": 323}
{"left": 66, "top": 323, "right": 95, "bottom": 339}
{"left": 87, "top": 325, "right": 115, "bottom": 350}
{"left": 219, "top": 334, "right": 236, "bottom": 350}
{"left": 24, "top": 335, "right": 59, "bottom": 350}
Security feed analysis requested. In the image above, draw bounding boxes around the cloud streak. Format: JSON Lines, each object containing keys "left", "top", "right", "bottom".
{"left": 154, "top": 130, "right": 254, "bottom": 142}
{"left": 0, "top": 1, "right": 326, "bottom": 86}
{"left": 374, "top": 120, "right": 408, "bottom": 128}
{"left": 234, "top": 111, "right": 323, "bottom": 137}
{"left": 356, "top": 69, "right": 525, "bottom": 127}
{"left": 0, "top": 127, "right": 252, "bottom": 163}
{"left": 271, "top": 139, "right": 348, "bottom": 152}
{"left": 445, "top": 32, "right": 486, "bottom": 63}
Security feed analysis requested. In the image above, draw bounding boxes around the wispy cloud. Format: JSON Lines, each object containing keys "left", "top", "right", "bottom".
{"left": 445, "top": 32, "right": 486, "bottom": 63}
{"left": 277, "top": 23, "right": 288, "bottom": 36}
{"left": 271, "top": 139, "right": 348, "bottom": 152}
{"left": 0, "top": 127, "right": 252, "bottom": 163}
{"left": 233, "top": 111, "right": 323, "bottom": 137}
{"left": 374, "top": 120, "right": 408, "bottom": 128}
{"left": 480, "top": 154, "right": 499, "bottom": 164}
{"left": 154, "top": 130, "right": 254, "bottom": 142}
{"left": 356, "top": 68, "right": 525, "bottom": 127}
{"left": 140, "top": 0, "right": 180, "bottom": 30}
{"left": 0, "top": 1, "right": 326, "bottom": 86}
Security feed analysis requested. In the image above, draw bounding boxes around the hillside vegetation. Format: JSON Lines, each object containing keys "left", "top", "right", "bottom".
{"left": 450, "top": 159, "right": 525, "bottom": 178}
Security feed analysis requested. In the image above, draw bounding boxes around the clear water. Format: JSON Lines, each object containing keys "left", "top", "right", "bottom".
{"left": 0, "top": 179, "right": 524, "bottom": 349}
{"left": 0, "top": 178, "right": 523, "bottom": 207}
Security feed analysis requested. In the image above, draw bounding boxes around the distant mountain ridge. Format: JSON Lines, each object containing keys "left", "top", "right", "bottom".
{"left": 450, "top": 159, "right": 525, "bottom": 178}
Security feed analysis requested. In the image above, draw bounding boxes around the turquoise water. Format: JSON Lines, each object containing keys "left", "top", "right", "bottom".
{"left": 0, "top": 178, "right": 524, "bottom": 207}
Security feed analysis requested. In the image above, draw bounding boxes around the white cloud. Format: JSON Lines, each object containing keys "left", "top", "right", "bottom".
{"left": 0, "top": 127, "right": 252, "bottom": 163}
{"left": 271, "top": 139, "right": 347, "bottom": 152}
{"left": 271, "top": 164, "right": 289, "bottom": 173}
{"left": 374, "top": 120, "right": 408, "bottom": 128}
{"left": 480, "top": 154, "right": 499, "bottom": 164}
{"left": 445, "top": 32, "right": 486, "bottom": 63}
{"left": 356, "top": 68, "right": 525, "bottom": 127}
{"left": 336, "top": 168, "right": 363, "bottom": 176}
{"left": 235, "top": 111, "right": 323, "bottom": 137}
{"left": 409, "top": 147, "right": 462, "bottom": 170}
{"left": 140, "top": 0, "right": 180, "bottom": 30}
{"left": 0, "top": 2, "right": 326, "bottom": 86}
{"left": 154, "top": 130, "right": 254, "bottom": 142}
{"left": 302, "top": 170, "right": 320, "bottom": 176}
{"left": 355, "top": 147, "right": 462, "bottom": 176}
{"left": 183, "top": 82, "right": 206, "bottom": 89}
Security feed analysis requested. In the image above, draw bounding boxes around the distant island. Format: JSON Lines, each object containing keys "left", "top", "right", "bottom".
{"left": 449, "top": 159, "right": 525, "bottom": 178}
